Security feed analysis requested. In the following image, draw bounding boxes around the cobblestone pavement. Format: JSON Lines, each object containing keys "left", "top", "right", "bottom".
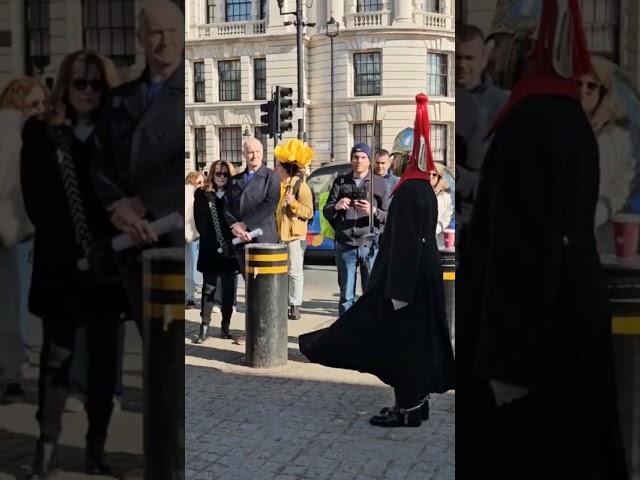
{"left": 185, "top": 266, "right": 455, "bottom": 480}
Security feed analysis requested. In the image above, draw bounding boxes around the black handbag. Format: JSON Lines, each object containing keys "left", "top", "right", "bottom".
{"left": 208, "top": 193, "right": 235, "bottom": 259}
{"left": 51, "top": 126, "right": 119, "bottom": 282}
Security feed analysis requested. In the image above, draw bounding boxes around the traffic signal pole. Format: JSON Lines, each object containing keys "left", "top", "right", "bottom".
{"left": 296, "top": 0, "right": 304, "bottom": 141}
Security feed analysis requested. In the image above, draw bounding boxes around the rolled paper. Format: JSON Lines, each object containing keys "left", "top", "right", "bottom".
{"left": 112, "top": 212, "right": 184, "bottom": 251}
{"left": 232, "top": 228, "right": 263, "bottom": 245}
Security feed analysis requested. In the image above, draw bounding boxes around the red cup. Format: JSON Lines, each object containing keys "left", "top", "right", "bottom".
{"left": 443, "top": 229, "right": 455, "bottom": 248}
{"left": 613, "top": 214, "right": 640, "bottom": 261}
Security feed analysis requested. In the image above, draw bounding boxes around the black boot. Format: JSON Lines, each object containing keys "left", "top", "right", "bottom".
{"left": 29, "top": 438, "right": 60, "bottom": 479}
{"left": 379, "top": 395, "right": 429, "bottom": 420}
{"left": 369, "top": 403, "right": 423, "bottom": 428}
{"left": 85, "top": 436, "right": 111, "bottom": 475}
{"left": 220, "top": 319, "right": 232, "bottom": 339}
{"left": 192, "top": 323, "right": 209, "bottom": 344}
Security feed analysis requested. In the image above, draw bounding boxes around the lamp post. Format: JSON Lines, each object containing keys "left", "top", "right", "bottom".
{"left": 325, "top": 16, "right": 339, "bottom": 163}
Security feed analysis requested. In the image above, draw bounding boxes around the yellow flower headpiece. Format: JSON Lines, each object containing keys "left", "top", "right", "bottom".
{"left": 273, "top": 139, "right": 314, "bottom": 169}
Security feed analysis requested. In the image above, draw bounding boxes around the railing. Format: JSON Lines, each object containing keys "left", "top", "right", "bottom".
{"left": 420, "top": 12, "right": 453, "bottom": 31}
{"left": 191, "top": 20, "right": 267, "bottom": 40}
{"left": 344, "top": 10, "right": 391, "bottom": 29}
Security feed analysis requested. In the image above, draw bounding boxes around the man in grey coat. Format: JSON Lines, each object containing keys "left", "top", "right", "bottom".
{"left": 92, "top": 0, "right": 185, "bottom": 331}
{"left": 224, "top": 137, "right": 281, "bottom": 276}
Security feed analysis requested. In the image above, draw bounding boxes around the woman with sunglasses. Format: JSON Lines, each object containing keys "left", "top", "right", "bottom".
{"left": 429, "top": 162, "right": 454, "bottom": 247}
{"left": 578, "top": 55, "right": 635, "bottom": 253}
{"left": 0, "top": 77, "right": 47, "bottom": 401}
{"left": 20, "top": 50, "right": 127, "bottom": 479}
{"left": 192, "top": 160, "right": 240, "bottom": 343}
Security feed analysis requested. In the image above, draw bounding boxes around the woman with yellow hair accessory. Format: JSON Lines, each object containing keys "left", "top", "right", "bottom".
{"left": 274, "top": 139, "right": 315, "bottom": 320}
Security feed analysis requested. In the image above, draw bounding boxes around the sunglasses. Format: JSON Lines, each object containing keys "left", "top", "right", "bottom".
{"left": 577, "top": 80, "right": 600, "bottom": 92}
{"left": 429, "top": 172, "right": 441, "bottom": 178}
{"left": 214, "top": 171, "right": 229, "bottom": 178}
{"left": 28, "top": 99, "right": 45, "bottom": 109}
{"left": 71, "top": 78, "right": 105, "bottom": 92}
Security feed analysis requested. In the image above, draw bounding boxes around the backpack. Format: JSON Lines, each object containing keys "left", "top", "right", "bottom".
{"left": 292, "top": 174, "right": 316, "bottom": 223}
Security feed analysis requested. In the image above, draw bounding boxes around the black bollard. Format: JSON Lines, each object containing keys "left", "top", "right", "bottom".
{"left": 244, "top": 243, "right": 289, "bottom": 368}
{"left": 604, "top": 265, "right": 640, "bottom": 479}
{"left": 440, "top": 249, "right": 455, "bottom": 339}
{"left": 142, "top": 248, "right": 184, "bottom": 480}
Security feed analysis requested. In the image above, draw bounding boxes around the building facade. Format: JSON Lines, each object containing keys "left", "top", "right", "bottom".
{"left": 185, "top": 0, "right": 456, "bottom": 174}
{"left": 0, "top": 0, "right": 176, "bottom": 92}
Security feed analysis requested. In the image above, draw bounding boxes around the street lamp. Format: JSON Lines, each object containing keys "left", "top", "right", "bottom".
{"left": 326, "top": 16, "right": 339, "bottom": 163}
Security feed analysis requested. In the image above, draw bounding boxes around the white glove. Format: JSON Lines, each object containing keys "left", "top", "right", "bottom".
{"left": 489, "top": 379, "right": 528, "bottom": 407}
{"left": 391, "top": 299, "right": 409, "bottom": 310}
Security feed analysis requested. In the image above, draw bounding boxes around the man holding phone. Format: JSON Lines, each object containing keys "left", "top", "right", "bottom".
{"left": 323, "top": 143, "right": 389, "bottom": 316}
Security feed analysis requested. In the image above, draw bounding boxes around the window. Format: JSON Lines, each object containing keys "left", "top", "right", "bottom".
{"left": 255, "top": 127, "right": 268, "bottom": 154}
{"left": 225, "top": 0, "right": 251, "bottom": 22}
{"left": 206, "top": 0, "right": 215, "bottom": 23}
{"left": 254, "top": 58, "right": 266, "bottom": 100}
{"left": 354, "top": 52, "right": 381, "bottom": 96}
{"left": 353, "top": 123, "right": 381, "bottom": 152}
{"left": 357, "top": 0, "right": 384, "bottom": 12}
{"left": 25, "top": 0, "right": 51, "bottom": 74}
{"left": 430, "top": 124, "right": 447, "bottom": 165}
{"left": 220, "top": 127, "right": 243, "bottom": 165}
{"left": 580, "top": 0, "right": 620, "bottom": 61}
{"left": 423, "top": 0, "right": 444, "bottom": 13}
{"left": 218, "top": 60, "right": 241, "bottom": 101}
{"left": 83, "top": 0, "right": 136, "bottom": 66}
{"left": 259, "top": 0, "right": 267, "bottom": 19}
{"left": 194, "top": 127, "right": 207, "bottom": 170}
{"left": 427, "top": 53, "right": 448, "bottom": 96}
{"left": 194, "top": 62, "right": 205, "bottom": 102}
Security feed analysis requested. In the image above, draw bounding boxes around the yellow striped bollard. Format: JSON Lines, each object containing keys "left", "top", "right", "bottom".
{"left": 244, "top": 243, "right": 289, "bottom": 368}
{"left": 142, "top": 248, "right": 184, "bottom": 480}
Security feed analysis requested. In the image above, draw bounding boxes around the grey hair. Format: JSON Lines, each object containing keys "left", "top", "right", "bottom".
{"left": 138, "top": 0, "right": 185, "bottom": 34}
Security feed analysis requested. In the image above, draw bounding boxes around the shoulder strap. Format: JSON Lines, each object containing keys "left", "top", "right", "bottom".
{"left": 207, "top": 194, "right": 228, "bottom": 248}
{"left": 52, "top": 126, "right": 95, "bottom": 270}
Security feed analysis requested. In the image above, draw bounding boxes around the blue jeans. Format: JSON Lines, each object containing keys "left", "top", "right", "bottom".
{"left": 185, "top": 240, "right": 200, "bottom": 301}
{"left": 334, "top": 242, "right": 379, "bottom": 316}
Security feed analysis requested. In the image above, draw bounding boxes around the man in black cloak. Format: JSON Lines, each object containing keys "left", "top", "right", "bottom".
{"left": 456, "top": 0, "right": 628, "bottom": 478}
{"left": 299, "top": 93, "right": 455, "bottom": 427}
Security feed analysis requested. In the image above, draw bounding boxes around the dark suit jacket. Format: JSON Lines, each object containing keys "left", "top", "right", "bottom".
{"left": 91, "top": 64, "right": 184, "bottom": 247}
{"left": 224, "top": 165, "right": 280, "bottom": 244}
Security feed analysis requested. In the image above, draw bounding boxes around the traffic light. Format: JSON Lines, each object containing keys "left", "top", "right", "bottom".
{"left": 259, "top": 100, "right": 276, "bottom": 138}
{"left": 275, "top": 86, "right": 293, "bottom": 134}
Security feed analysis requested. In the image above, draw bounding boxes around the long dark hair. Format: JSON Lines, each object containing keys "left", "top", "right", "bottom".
{"left": 44, "top": 50, "right": 119, "bottom": 125}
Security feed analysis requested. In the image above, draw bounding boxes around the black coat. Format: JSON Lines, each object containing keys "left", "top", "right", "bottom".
{"left": 322, "top": 172, "right": 389, "bottom": 247}
{"left": 299, "top": 179, "right": 454, "bottom": 394}
{"left": 20, "top": 119, "right": 128, "bottom": 319}
{"left": 223, "top": 165, "right": 280, "bottom": 245}
{"left": 193, "top": 189, "right": 239, "bottom": 276}
{"left": 91, "top": 65, "right": 184, "bottom": 247}
{"left": 456, "top": 95, "right": 628, "bottom": 479}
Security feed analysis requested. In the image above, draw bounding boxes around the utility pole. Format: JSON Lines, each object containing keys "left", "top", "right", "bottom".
{"left": 277, "top": 0, "right": 315, "bottom": 142}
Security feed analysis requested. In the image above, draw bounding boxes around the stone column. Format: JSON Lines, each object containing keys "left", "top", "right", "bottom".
{"left": 393, "top": 0, "right": 413, "bottom": 24}
{"left": 327, "top": 0, "right": 344, "bottom": 22}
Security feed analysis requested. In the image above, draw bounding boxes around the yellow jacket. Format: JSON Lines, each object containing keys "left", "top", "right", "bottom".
{"left": 276, "top": 176, "right": 314, "bottom": 242}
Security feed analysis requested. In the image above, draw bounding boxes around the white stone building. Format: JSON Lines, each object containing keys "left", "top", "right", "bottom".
{"left": 185, "top": 0, "right": 456, "bottom": 174}
{"left": 0, "top": 1, "right": 178, "bottom": 92}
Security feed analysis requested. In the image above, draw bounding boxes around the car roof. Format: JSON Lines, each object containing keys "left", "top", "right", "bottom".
{"left": 308, "top": 163, "right": 352, "bottom": 178}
